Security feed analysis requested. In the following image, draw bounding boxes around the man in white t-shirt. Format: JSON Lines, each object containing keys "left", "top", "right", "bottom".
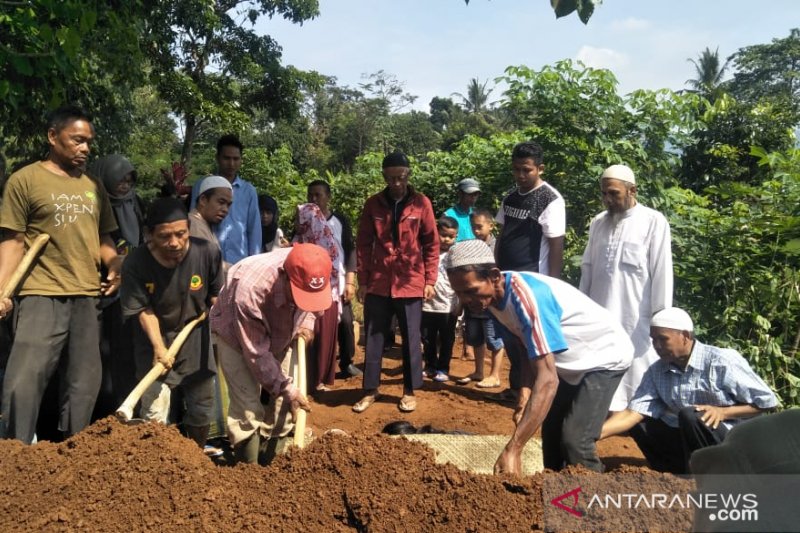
{"left": 445, "top": 240, "right": 633, "bottom": 475}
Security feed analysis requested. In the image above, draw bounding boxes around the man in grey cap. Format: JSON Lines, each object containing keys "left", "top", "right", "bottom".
{"left": 444, "top": 178, "right": 481, "bottom": 242}
{"left": 600, "top": 307, "right": 778, "bottom": 474}
{"left": 445, "top": 239, "right": 633, "bottom": 475}
{"left": 579, "top": 163, "right": 673, "bottom": 412}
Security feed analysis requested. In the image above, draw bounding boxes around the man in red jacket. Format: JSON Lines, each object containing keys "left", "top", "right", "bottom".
{"left": 353, "top": 152, "right": 439, "bottom": 413}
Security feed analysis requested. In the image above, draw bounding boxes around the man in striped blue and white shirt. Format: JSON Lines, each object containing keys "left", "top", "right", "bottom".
{"left": 600, "top": 307, "right": 778, "bottom": 474}
{"left": 445, "top": 240, "right": 633, "bottom": 476}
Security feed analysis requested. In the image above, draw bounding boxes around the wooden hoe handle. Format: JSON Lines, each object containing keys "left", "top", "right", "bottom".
{"left": 292, "top": 336, "right": 308, "bottom": 448}
{"left": 0, "top": 233, "right": 50, "bottom": 300}
{"left": 115, "top": 311, "right": 208, "bottom": 421}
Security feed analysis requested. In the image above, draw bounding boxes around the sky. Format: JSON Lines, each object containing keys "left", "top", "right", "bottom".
{"left": 254, "top": 1, "right": 800, "bottom": 111}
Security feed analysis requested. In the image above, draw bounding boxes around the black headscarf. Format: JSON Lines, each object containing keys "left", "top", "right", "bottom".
{"left": 258, "top": 194, "right": 280, "bottom": 251}
{"left": 89, "top": 154, "right": 141, "bottom": 246}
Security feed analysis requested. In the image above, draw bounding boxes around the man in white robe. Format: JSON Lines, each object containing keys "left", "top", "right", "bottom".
{"left": 579, "top": 164, "right": 673, "bottom": 411}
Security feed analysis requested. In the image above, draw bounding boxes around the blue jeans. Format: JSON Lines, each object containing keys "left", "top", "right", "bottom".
{"left": 464, "top": 312, "right": 504, "bottom": 351}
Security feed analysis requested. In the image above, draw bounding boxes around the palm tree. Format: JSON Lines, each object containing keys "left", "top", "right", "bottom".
{"left": 686, "top": 47, "right": 730, "bottom": 102}
{"left": 452, "top": 78, "right": 493, "bottom": 114}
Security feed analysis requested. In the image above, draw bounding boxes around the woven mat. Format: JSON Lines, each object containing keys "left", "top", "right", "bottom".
{"left": 401, "top": 434, "right": 543, "bottom": 475}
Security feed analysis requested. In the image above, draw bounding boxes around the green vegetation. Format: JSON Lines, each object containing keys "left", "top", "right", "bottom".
{"left": 1, "top": 4, "right": 798, "bottom": 405}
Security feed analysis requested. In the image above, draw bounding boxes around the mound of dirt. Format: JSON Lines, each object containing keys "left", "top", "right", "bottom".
{"left": 0, "top": 417, "right": 692, "bottom": 532}
{"left": 0, "top": 418, "right": 691, "bottom": 532}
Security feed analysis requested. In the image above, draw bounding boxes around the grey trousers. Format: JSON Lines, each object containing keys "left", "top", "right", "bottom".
{"left": 1, "top": 296, "right": 101, "bottom": 444}
{"left": 542, "top": 368, "right": 626, "bottom": 472}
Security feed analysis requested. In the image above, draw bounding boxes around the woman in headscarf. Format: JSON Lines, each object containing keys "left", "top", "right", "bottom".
{"left": 258, "top": 194, "right": 286, "bottom": 252}
{"left": 292, "top": 202, "right": 341, "bottom": 392}
{"left": 90, "top": 154, "right": 145, "bottom": 254}
{"left": 87, "top": 154, "right": 145, "bottom": 418}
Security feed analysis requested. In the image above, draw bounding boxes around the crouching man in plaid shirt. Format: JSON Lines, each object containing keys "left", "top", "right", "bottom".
{"left": 601, "top": 307, "right": 778, "bottom": 474}
{"left": 210, "top": 243, "right": 332, "bottom": 464}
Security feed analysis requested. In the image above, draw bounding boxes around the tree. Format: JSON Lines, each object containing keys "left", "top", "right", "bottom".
{"left": 0, "top": 0, "right": 148, "bottom": 160}
{"left": 383, "top": 111, "right": 441, "bottom": 158}
{"left": 125, "top": 84, "right": 181, "bottom": 199}
{"left": 679, "top": 94, "right": 795, "bottom": 191}
{"left": 726, "top": 28, "right": 800, "bottom": 119}
{"left": 497, "top": 60, "right": 695, "bottom": 231}
{"left": 686, "top": 47, "right": 730, "bottom": 102}
{"left": 679, "top": 32, "right": 800, "bottom": 191}
{"left": 452, "top": 78, "right": 493, "bottom": 115}
{"left": 429, "top": 97, "right": 462, "bottom": 133}
{"left": 145, "top": 0, "right": 320, "bottom": 167}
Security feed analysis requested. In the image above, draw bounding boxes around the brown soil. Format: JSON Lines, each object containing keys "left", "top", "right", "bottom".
{"left": 309, "top": 339, "right": 647, "bottom": 471}
{"left": 0, "top": 338, "right": 677, "bottom": 532}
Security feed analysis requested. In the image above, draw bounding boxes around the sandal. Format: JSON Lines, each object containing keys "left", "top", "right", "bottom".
{"left": 398, "top": 395, "right": 417, "bottom": 412}
{"left": 456, "top": 374, "right": 484, "bottom": 385}
{"left": 484, "top": 388, "right": 518, "bottom": 404}
{"left": 352, "top": 393, "right": 379, "bottom": 413}
{"left": 476, "top": 377, "right": 501, "bottom": 388}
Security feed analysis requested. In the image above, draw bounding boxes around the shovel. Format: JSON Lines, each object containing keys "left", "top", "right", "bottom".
{"left": 115, "top": 311, "right": 208, "bottom": 423}
{"left": 0, "top": 233, "right": 51, "bottom": 303}
{"left": 292, "top": 336, "right": 308, "bottom": 448}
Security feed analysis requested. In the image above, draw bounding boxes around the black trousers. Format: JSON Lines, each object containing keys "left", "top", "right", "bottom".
{"left": 421, "top": 311, "right": 457, "bottom": 373}
{"left": 337, "top": 301, "right": 355, "bottom": 371}
{"left": 362, "top": 294, "right": 422, "bottom": 392}
{"left": 630, "top": 406, "right": 729, "bottom": 474}
{"left": 93, "top": 298, "right": 138, "bottom": 419}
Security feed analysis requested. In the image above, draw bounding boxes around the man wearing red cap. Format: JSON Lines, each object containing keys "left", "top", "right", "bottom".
{"left": 210, "top": 243, "right": 332, "bottom": 463}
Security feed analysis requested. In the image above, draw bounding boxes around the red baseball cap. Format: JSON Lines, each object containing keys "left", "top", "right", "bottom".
{"left": 283, "top": 243, "right": 333, "bottom": 312}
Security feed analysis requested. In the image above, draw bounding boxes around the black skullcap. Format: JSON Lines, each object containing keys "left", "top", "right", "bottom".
{"left": 382, "top": 151, "right": 410, "bottom": 169}
{"left": 145, "top": 197, "right": 189, "bottom": 229}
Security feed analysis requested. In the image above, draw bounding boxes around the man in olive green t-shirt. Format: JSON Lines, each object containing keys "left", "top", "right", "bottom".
{"left": 0, "top": 105, "right": 123, "bottom": 444}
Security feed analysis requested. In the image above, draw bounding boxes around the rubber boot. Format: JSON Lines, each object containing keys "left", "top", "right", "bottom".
{"left": 233, "top": 434, "right": 260, "bottom": 464}
{"left": 185, "top": 424, "right": 210, "bottom": 448}
{"left": 259, "top": 435, "right": 292, "bottom": 465}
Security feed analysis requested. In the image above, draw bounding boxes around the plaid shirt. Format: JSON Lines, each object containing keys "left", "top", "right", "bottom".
{"left": 629, "top": 340, "right": 778, "bottom": 429}
{"left": 210, "top": 247, "right": 315, "bottom": 398}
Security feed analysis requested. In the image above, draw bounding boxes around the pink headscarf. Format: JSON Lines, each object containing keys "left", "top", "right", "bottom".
{"left": 293, "top": 203, "right": 340, "bottom": 305}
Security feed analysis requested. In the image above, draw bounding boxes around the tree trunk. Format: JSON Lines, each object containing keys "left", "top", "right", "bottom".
{"left": 181, "top": 113, "right": 197, "bottom": 168}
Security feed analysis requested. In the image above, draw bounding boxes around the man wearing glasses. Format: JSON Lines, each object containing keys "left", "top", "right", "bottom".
{"left": 353, "top": 152, "right": 439, "bottom": 414}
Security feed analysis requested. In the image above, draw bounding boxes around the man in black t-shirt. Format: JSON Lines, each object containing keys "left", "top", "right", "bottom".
{"left": 120, "top": 198, "right": 223, "bottom": 448}
{"left": 491, "top": 141, "right": 567, "bottom": 404}
{"left": 495, "top": 141, "right": 566, "bottom": 277}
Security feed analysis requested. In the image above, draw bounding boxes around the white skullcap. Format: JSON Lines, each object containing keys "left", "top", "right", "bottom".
{"left": 443, "top": 239, "right": 496, "bottom": 271}
{"left": 197, "top": 175, "right": 232, "bottom": 196}
{"left": 651, "top": 307, "right": 694, "bottom": 332}
{"left": 601, "top": 164, "right": 636, "bottom": 185}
